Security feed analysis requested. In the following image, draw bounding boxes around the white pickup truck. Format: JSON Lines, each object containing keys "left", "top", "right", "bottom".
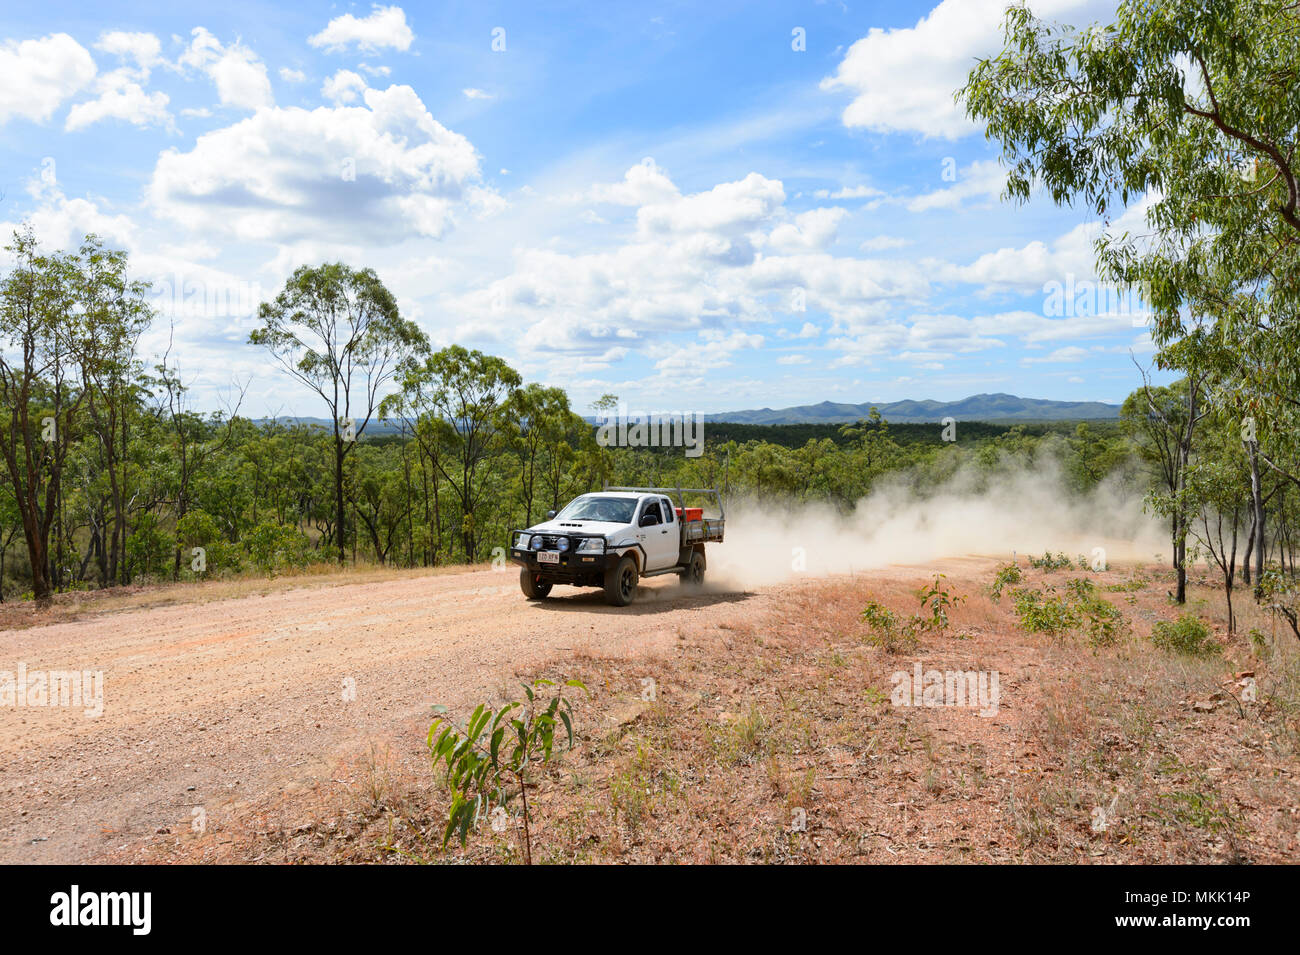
{"left": 509, "top": 486, "right": 726, "bottom": 605}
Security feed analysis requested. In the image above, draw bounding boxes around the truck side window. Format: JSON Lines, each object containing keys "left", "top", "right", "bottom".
{"left": 643, "top": 500, "right": 661, "bottom": 523}
{"left": 663, "top": 498, "right": 674, "bottom": 522}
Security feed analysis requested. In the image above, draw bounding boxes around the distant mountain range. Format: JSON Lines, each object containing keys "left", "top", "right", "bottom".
{"left": 257, "top": 393, "right": 1120, "bottom": 434}
{"left": 702, "top": 393, "right": 1120, "bottom": 424}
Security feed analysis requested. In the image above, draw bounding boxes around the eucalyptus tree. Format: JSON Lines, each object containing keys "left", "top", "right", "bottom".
{"left": 384, "top": 346, "right": 521, "bottom": 560}
{"left": 508, "top": 383, "right": 574, "bottom": 528}
{"left": 250, "top": 263, "right": 428, "bottom": 563}
{"left": 961, "top": 0, "right": 1300, "bottom": 478}
{"left": 1120, "top": 373, "right": 1209, "bottom": 602}
{"left": 0, "top": 229, "right": 88, "bottom": 605}
{"left": 76, "top": 235, "right": 155, "bottom": 585}
{"left": 1187, "top": 403, "right": 1251, "bottom": 632}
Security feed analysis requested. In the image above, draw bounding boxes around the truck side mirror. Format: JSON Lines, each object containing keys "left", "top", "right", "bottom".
{"left": 640, "top": 513, "right": 659, "bottom": 527}
{"left": 546, "top": 510, "right": 556, "bottom": 519}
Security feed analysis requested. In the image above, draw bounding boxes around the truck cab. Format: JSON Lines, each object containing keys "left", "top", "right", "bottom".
{"left": 509, "top": 487, "right": 725, "bottom": 605}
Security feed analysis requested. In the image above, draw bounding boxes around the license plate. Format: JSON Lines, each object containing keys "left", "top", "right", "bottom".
{"left": 537, "top": 551, "right": 560, "bottom": 564}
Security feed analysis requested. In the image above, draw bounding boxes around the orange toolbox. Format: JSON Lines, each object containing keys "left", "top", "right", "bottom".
{"left": 676, "top": 507, "right": 704, "bottom": 522}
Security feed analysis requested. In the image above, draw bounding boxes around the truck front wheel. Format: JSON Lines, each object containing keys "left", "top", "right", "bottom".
{"left": 604, "top": 555, "right": 639, "bottom": 606}
{"left": 520, "top": 569, "right": 553, "bottom": 600}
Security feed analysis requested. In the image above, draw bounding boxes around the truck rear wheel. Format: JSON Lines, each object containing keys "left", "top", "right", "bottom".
{"left": 604, "top": 555, "right": 638, "bottom": 606}
{"left": 520, "top": 568, "right": 552, "bottom": 600}
{"left": 680, "top": 550, "right": 705, "bottom": 587}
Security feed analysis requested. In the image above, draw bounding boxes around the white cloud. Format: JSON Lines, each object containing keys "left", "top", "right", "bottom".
{"left": 94, "top": 31, "right": 163, "bottom": 73}
{"left": 945, "top": 197, "right": 1152, "bottom": 291}
{"left": 821, "top": 0, "right": 1104, "bottom": 139}
{"left": 1023, "top": 346, "right": 1089, "bottom": 364}
{"left": 777, "top": 354, "right": 811, "bottom": 365}
{"left": 65, "top": 31, "right": 172, "bottom": 132}
{"left": 650, "top": 329, "right": 765, "bottom": 375}
{"left": 827, "top": 311, "right": 1006, "bottom": 366}
{"left": 1, "top": 179, "right": 135, "bottom": 256}
{"left": 582, "top": 159, "right": 679, "bottom": 206}
{"left": 66, "top": 71, "right": 171, "bottom": 131}
{"left": 767, "top": 207, "right": 847, "bottom": 252}
{"left": 309, "top": 5, "right": 414, "bottom": 54}
{"left": 462, "top": 88, "right": 493, "bottom": 101}
{"left": 442, "top": 167, "right": 928, "bottom": 373}
{"left": 813, "top": 184, "right": 884, "bottom": 200}
{"left": 279, "top": 67, "right": 306, "bottom": 83}
{"left": 148, "top": 84, "right": 488, "bottom": 245}
{"left": 906, "top": 159, "right": 1005, "bottom": 212}
{"left": 821, "top": 292, "right": 1149, "bottom": 368}
{"left": 179, "top": 28, "right": 273, "bottom": 111}
{"left": 0, "top": 34, "right": 96, "bottom": 125}
{"left": 322, "top": 69, "right": 367, "bottom": 104}
{"left": 638, "top": 172, "right": 784, "bottom": 239}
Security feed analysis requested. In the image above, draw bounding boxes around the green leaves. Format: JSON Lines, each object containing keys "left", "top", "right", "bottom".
{"left": 962, "top": 0, "right": 1300, "bottom": 480}
{"left": 915, "top": 573, "right": 965, "bottom": 634}
{"left": 427, "top": 678, "right": 587, "bottom": 860}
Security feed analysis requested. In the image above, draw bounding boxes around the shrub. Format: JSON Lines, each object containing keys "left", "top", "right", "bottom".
{"left": 175, "top": 511, "right": 244, "bottom": 577}
{"left": 1012, "top": 586, "right": 1077, "bottom": 638}
{"left": 1010, "top": 579, "right": 1128, "bottom": 648}
{"left": 1066, "top": 578, "right": 1127, "bottom": 647}
{"left": 860, "top": 600, "right": 920, "bottom": 653}
{"left": 1028, "top": 551, "right": 1074, "bottom": 571}
{"left": 126, "top": 514, "right": 174, "bottom": 580}
{"left": 1258, "top": 568, "right": 1300, "bottom": 643}
{"left": 428, "top": 678, "right": 586, "bottom": 864}
{"left": 916, "top": 573, "right": 965, "bottom": 633}
{"left": 990, "top": 562, "right": 1022, "bottom": 600}
{"left": 1150, "top": 614, "right": 1220, "bottom": 657}
{"left": 861, "top": 579, "right": 968, "bottom": 652}
{"left": 243, "top": 521, "right": 312, "bottom": 576}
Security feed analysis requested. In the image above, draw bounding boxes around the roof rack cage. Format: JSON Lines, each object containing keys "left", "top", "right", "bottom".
{"left": 601, "top": 484, "right": 725, "bottom": 519}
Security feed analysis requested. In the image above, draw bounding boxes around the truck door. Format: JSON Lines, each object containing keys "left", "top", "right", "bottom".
{"left": 638, "top": 499, "right": 678, "bottom": 571}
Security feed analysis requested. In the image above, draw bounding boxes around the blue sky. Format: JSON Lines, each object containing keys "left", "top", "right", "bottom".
{"left": 0, "top": 0, "right": 1166, "bottom": 418}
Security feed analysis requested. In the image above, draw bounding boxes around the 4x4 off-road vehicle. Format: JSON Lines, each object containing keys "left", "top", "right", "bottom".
{"left": 509, "top": 486, "right": 725, "bottom": 605}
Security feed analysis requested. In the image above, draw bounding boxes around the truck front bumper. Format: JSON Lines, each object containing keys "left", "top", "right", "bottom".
{"left": 510, "top": 546, "right": 614, "bottom": 585}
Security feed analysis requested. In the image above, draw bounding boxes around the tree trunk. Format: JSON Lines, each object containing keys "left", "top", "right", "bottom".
{"left": 334, "top": 434, "right": 346, "bottom": 565}
{"left": 24, "top": 515, "right": 52, "bottom": 608}
{"left": 1248, "top": 442, "right": 1265, "bottom": 592}
{"left": 1174, "top": 519, "right": 1187, "bottom": 604}
{"left": 1242, "top": 519, "right": 1255, "bottom": 588}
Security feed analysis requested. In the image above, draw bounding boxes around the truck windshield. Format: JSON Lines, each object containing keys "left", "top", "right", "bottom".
{"left": 556, "top": 496, "right": 637, "bottom": 524}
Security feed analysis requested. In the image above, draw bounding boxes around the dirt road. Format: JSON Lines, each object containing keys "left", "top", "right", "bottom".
{"left": 0, "top": 567, "right": 761, "bottom": 864}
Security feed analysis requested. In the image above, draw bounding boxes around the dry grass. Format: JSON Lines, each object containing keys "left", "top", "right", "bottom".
{"left": 103, "top": 560, "right": 1300, "bottom": 865}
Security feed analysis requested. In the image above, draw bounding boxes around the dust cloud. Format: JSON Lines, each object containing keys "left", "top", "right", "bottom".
{"left": 706, "top": 458, "right": 1166, "bottom": 589}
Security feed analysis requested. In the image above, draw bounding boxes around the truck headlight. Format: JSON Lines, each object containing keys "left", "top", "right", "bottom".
{"left": 515, "top": 533, "right": 531, "bottom": 549}
{"left": 530, "top": 535, "right": 544, "bottom": 550}
{"left": 576, "top": 537, "right": 605, "bottom": 553}
{"left": 556, "top": 537, "right": 570, "bottom": 552}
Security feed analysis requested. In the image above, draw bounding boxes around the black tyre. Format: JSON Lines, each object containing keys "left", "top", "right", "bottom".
{"left": 680, "top": 550, "right": 705, "bottom": 587}
{"left": 603, "top": 555, "right": 639, "bottom": 606}
{"left": 520, "top": 568, "right": 553, "bottom": 600}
